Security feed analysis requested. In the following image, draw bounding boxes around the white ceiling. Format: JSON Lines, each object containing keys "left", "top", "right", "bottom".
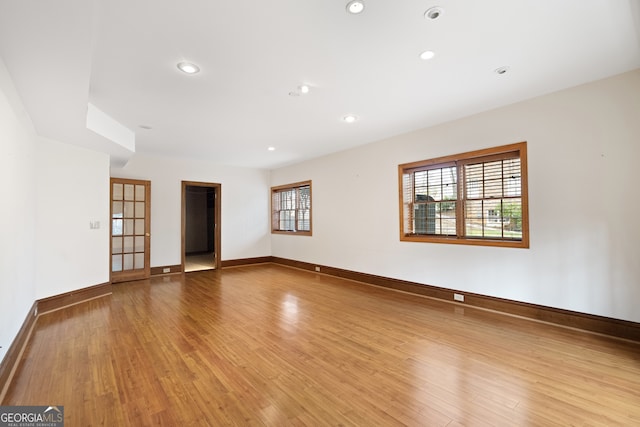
{"left": 1, "top": 0, "right": 639, "bottom": 169}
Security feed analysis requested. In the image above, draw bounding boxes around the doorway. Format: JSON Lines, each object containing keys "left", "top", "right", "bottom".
{"left": 182, "top": 181, "right": 221, "bottom": 272}
{"left": 110, "top": 178, "right": 151, "bottom": 283}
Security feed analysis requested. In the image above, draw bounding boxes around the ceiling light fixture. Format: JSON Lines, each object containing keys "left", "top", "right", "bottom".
{"left": 420, "top": 50, "right": 435, "bottom": 60}
{"left": 268, "top": 146, "right": 276, "bottom": 151}
{"left": 346, "top": 0, "right": 365, "bottom": 14}
{"left": 289, "top": 84, "right": 311, "bottom": 97}
{"left": 343, "top": 115, "right": 358, "bottom": 123}
{"left": 177, "top": 61, "right": 200, "bottom": 74}
{"left": 494, "top": 66, "right": 510, "bottom": 75}
{"left": 424, "top": 6, "right": 443, "bottom": 20}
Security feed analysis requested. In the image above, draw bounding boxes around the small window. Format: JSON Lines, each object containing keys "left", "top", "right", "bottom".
{"left": 399, "top": 142, "right": 529, "bottom": 248}
{"left": 271, "top": 181, "right": 312, "bottom": 235}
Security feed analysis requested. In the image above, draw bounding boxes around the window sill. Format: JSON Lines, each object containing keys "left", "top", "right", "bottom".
{"left": 272, "top": 230, "right": 312, "bottom": 237}
{"left": 400, "top": 234, "right": 529, "bottom": 248}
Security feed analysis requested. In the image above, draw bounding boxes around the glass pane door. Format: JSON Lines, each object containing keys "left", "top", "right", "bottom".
{"left": 111, "top": 178, "right": 150, "bottom": 283}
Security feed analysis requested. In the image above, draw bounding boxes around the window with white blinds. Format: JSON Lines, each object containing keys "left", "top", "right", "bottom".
{"left": 271, "top": 181, "right": 312, "bottom": 235}
{"left": 399, "top": 142, "right": 529, "bottom": 248}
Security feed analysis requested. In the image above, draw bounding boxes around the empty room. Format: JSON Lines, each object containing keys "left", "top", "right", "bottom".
{"left": 1, "top": 0, "right": 639, "bottom": 425}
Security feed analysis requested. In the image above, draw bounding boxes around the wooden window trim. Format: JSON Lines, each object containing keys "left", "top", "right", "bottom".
{"left": 271, "top": 180, "right": 312, "bottom": 236}
{"left": 398, "top": 142, "right": 529, "bottom": 248}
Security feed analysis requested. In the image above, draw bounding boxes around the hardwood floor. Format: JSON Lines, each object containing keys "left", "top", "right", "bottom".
{"left": 3, "top": 264, "right": 640, "bottom": 426}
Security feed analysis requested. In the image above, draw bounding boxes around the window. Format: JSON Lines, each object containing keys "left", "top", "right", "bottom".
{"left": 271, "top": 181, "right": 312, "bottom": 235}
{"left": 399, "top": 142, "right": 529, "bottom": 248}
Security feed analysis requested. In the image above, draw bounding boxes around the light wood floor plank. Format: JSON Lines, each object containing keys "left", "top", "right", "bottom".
{"left": 3, "top": 264, "right": 640, "bottom": 426}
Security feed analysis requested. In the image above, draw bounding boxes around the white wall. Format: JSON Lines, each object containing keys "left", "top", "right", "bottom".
{"left": 0, "top": 56, "right": 110, "bottom": 363}
{"left": 111, "top": 154, "right": 271, "bottom": 266}
{"left": 0, "top": 58, "right": 37, "bottom": 361}
{"left": 271, "top": 69, "right": 640, "bottom": 323}
{"left": 35, "top": 137, "right": 110, "bottom": 299}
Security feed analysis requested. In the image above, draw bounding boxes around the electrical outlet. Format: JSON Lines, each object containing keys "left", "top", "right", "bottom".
{"left": 163, "top": 267, "right": 170, "bottom": 273}
{"left": 454, "top": 293, "right": 465, "bottom": 302}
{"left": 315, "top": 266, "right": 320, "bottom": 272}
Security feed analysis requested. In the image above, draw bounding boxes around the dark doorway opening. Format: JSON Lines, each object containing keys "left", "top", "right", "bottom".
{"left": 182, "top": 181, "right": 221, "bottom": 272}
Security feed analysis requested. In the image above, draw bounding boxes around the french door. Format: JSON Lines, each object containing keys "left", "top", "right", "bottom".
{"left": 110, "top": 178, "right": 151, "bottom": 283}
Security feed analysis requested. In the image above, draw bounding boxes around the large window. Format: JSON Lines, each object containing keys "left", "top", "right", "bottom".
{"left": 271, "top": 181, "right": 312, "bottom": 235}
{"left": 399, "top": 142, "right": 529, "bottom": 248}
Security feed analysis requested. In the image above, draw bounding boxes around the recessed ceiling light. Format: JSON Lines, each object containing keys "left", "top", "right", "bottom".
{"left": 494, "top": 66, "right": 510, "bottom": 75}
{"left": 343, "top": 115, "right": 358, "bottom": 123}
{"left": 177, "top": 61, "right": 200, "bottom": 74}
{"left": 424, "top": 6, "right": 443, "bottom": 20}
{"left": 346, "top": 0, "right": 365, "bottom": 14}
{"left": 268, "top": 146, "right": 276, "bottom": 151}
{"left": 290, "top": 84, "right": 312, "bottom": 97}
{"left": 420, "top": 50, "right": 435, "bottom": 60}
